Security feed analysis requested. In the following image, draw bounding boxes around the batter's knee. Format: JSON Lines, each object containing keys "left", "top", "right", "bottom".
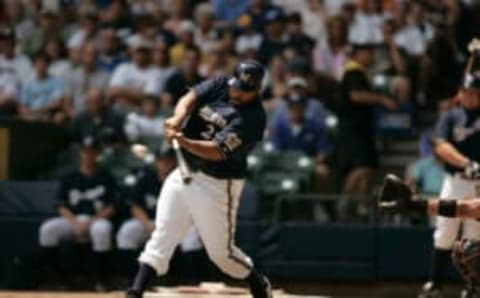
{"left": 90, "top": 219, "right": 113, "bottom": 252}
{"left": 206, "top": 248, "right": 250, "bottom": 279}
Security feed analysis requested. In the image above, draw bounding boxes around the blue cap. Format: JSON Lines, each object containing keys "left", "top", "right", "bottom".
{"left": 228, "top": 60, "right": 265, "bottom": 92}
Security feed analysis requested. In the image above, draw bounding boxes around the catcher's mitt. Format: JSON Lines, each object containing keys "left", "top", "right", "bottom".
{"left": 453, "top": 239, "right": 480, "bottom": 287}
{"left": 378, "top": 174, "right": 415, "bottom": 212}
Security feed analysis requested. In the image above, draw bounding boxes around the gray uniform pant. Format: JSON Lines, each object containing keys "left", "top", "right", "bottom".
{"left": 39, "top": 215, "right": 113, "bottom": 252}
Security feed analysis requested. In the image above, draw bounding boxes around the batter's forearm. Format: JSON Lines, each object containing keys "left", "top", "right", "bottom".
{"left": 177, "top": 137, "right": 225, "bottom": 161}
{"left": 173, "top": 90, "right": 197, "bottom": 123}
{"left": 435, "top": 141, "right": 469, "bottom": 169}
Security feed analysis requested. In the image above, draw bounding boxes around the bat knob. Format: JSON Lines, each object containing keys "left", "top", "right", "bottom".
{"left": 183, "top": 176, "right": 192, "bottom": 184}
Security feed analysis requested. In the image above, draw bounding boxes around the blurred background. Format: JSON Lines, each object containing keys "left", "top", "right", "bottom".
{"left": 0, "top": 0, "right": 478, "bottom": 296}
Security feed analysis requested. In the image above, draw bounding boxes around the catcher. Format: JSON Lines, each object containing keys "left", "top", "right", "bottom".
{"left": 379, "top": 174, "right": 480, "bottom": 296}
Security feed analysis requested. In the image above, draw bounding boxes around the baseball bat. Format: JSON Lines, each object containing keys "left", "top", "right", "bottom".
{"left": 172, "top": 138, "right": 192, "bottom": 184}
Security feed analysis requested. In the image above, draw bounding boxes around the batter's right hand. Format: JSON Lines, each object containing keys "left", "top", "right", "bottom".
{"left": 165, "top": 116, "right": 182, "bottom": 131}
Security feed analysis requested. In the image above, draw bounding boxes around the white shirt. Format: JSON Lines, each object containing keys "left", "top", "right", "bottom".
{"left": 348, "top": 12, "right": 387, "bottom": 44}
{"left": 0, "top": 54, "right": 33, "bottom": 84}
{"left": 124, "top": 112, "right": 165, "bottom": 142}
{"left": 67, "top": 67, "right": 110, "bottom": 114}
{"left": 109, "top": 62, "right": 163, "bottom": 96}
{"left": 49, "top": 60, "right": 74, "bottom": 78}
{"left": 0, "top": 69, "right": 19, "bottom": 98}
{"left": 394, "top": 22, "right": 435, "bottom": 56}
{"left": 235, "top": 33, "right": 263, "bottom": 54}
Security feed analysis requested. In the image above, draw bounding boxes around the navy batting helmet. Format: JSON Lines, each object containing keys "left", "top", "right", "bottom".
{"left": 229, "top": 60, "right": 265, "bottom": 92}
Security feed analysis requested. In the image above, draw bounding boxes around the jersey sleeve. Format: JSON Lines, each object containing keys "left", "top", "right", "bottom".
{"left": 434, "top": 112, "right": 452, "bottom": 142}
{"left": 193, "top": 76, "right": 227, "bottom": 104}
{"left": 214, "top": 111, "right": 265, "bottom": 159}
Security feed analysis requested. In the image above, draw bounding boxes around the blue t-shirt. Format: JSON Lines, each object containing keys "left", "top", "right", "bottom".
{"left": 271, "top": 113, "right": 331, "bottom": 157}
{"left": 183, "top": 76, "right": 266, "bottom": 179}
{"left": 435, "top": 107, "right": 480, "bottom": 174}
{"left": 20, "top": 75, "right": 65, "bottom": 109}
{"left": 410, "top": 156, "right": 445, "bottom": 195}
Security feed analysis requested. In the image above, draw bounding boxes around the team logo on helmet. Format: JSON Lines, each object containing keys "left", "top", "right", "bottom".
{"left": 240, "top": 71, "right": 252, "bottom": 84}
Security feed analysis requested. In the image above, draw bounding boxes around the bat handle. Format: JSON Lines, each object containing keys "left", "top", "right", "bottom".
{"left": 172, "top": 138, "right": 180, "bottom": 150}
{"left": 172, "top": 138, "right": 192, "bottom": 184}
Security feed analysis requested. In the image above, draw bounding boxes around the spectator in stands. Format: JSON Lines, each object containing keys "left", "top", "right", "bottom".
{"left": 312, "top": 16, "right": 349, "bottom": 81}
{"left": 45, "top": 38, "right": 74, "bottom": 79}
{"left": 0, "top": 60, "right": 19, "bottom": 117}
{"left": 3, "top": 0, "right": 34, "bottom": 50}
{"left": 71, "top": 88, "right": 125, "bottom": 143}
{"left": 169, "top": 20, "right": 196, "bottom": 66}
{"left": 298, "top": 0, "right": 327, "bottom": 41}
{"left": 0, "top": 27, "right": 32, "bottom": 84}
{"left": 271, "top": 76, "right": 327, "bottom": 127}
{"left": 372, "top": 19, "right": 411, "bottom": 103}
{"left": 67, "top": 6, "right": 99, "bottom": 50}
{"left": 240, "top": 0, "right": 282, "bottom": 32}
{"left": 108, "top": 38, "right": 162, "bottom": 112}
{"left": 235, "top": 15, "right": 263, "bottom": 60}
{"left": 271, "top": 95, "right": 332, "bottom": 193}
{"left": 199, "top": 41, "right": 231, "bottom": 78}
{"left": 23, "top": 9, "right": 63, "bottom": 57}
{"left": 152, "top": 39, "right": 174, "bottom": 93}
{"left": 18, "top": 51, "right": 67, "bottom": 124}
{"left": 38, "top": 136, "right": 115, "bottom": 291}
{"left": 124, "top": 96, "right": 164, "bottom": 144}
{"left": 193, "top": 3, "right": 217, "bottom": 54}
{"left": 163, "top": 0, "right": 190, "bottom": 35}
{"left": 394, "top": 1, "right": 435, "bottom": 102}
{"left": 162, "top": 46, "right": 204, "bottom": 107}
{"left": 97, "top": 25, "right": 127, "bottom": 74}
{"left": 406, "top": 131, "right": 445, "bottom": 196}
{"left": 66, "top": 42, "right": 110, "bottom": 116}
{"left": 286, "top": 13, "right": 315, "bottom": 57}
{"left": 212, "top": 0, "right": 249, "bottom": 23}
{"left": 338, "top": 43, "right": 398, "bottom": 195}
{"left": 348, "top": 0, "right": 387, "bottom": 44}
{"left": 258, "top": 8, "right": 288, "bottom": 64}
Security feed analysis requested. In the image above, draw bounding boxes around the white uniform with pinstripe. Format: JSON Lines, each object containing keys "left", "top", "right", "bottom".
{"left": 138, "top": 168, "right": 252, "bottom": 278}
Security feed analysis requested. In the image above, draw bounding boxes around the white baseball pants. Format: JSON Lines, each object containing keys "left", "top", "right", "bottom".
{"left": 138, "top": 168, "right": 253, "bottom": 279}
{"left": 39, "top": 215, "right": 113, "bottom": 252}
{"left": 434, "top": 174, "right": 480, "bottom": 249}
{"left": 116, "top": 218, "right": 202, "bottom": 252}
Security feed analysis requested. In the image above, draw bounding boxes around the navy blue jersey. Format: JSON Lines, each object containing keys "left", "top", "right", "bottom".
{"left": 58, "top": 169, "right": 116, "bottom": 215}
{"left": 130, "top": 168, "right": 161, "bottom": 218}
{"left": 435, "top": 107, "right": 480, "bottom": 174}
{"left": 183, "top": 76, "right": 266, "bottom": 179}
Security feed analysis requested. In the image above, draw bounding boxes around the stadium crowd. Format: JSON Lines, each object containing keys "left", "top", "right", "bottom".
{"left": 0, "top": 0, "right": 477, "bottom": 194}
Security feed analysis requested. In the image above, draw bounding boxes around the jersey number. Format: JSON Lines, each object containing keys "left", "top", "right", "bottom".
{"left": 201, "top": 124, "right": 216, "bottom": 140}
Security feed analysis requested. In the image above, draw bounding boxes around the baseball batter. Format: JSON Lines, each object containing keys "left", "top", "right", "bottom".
{"left": 126, "top": 60, "right": 272, "bottom": 298}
